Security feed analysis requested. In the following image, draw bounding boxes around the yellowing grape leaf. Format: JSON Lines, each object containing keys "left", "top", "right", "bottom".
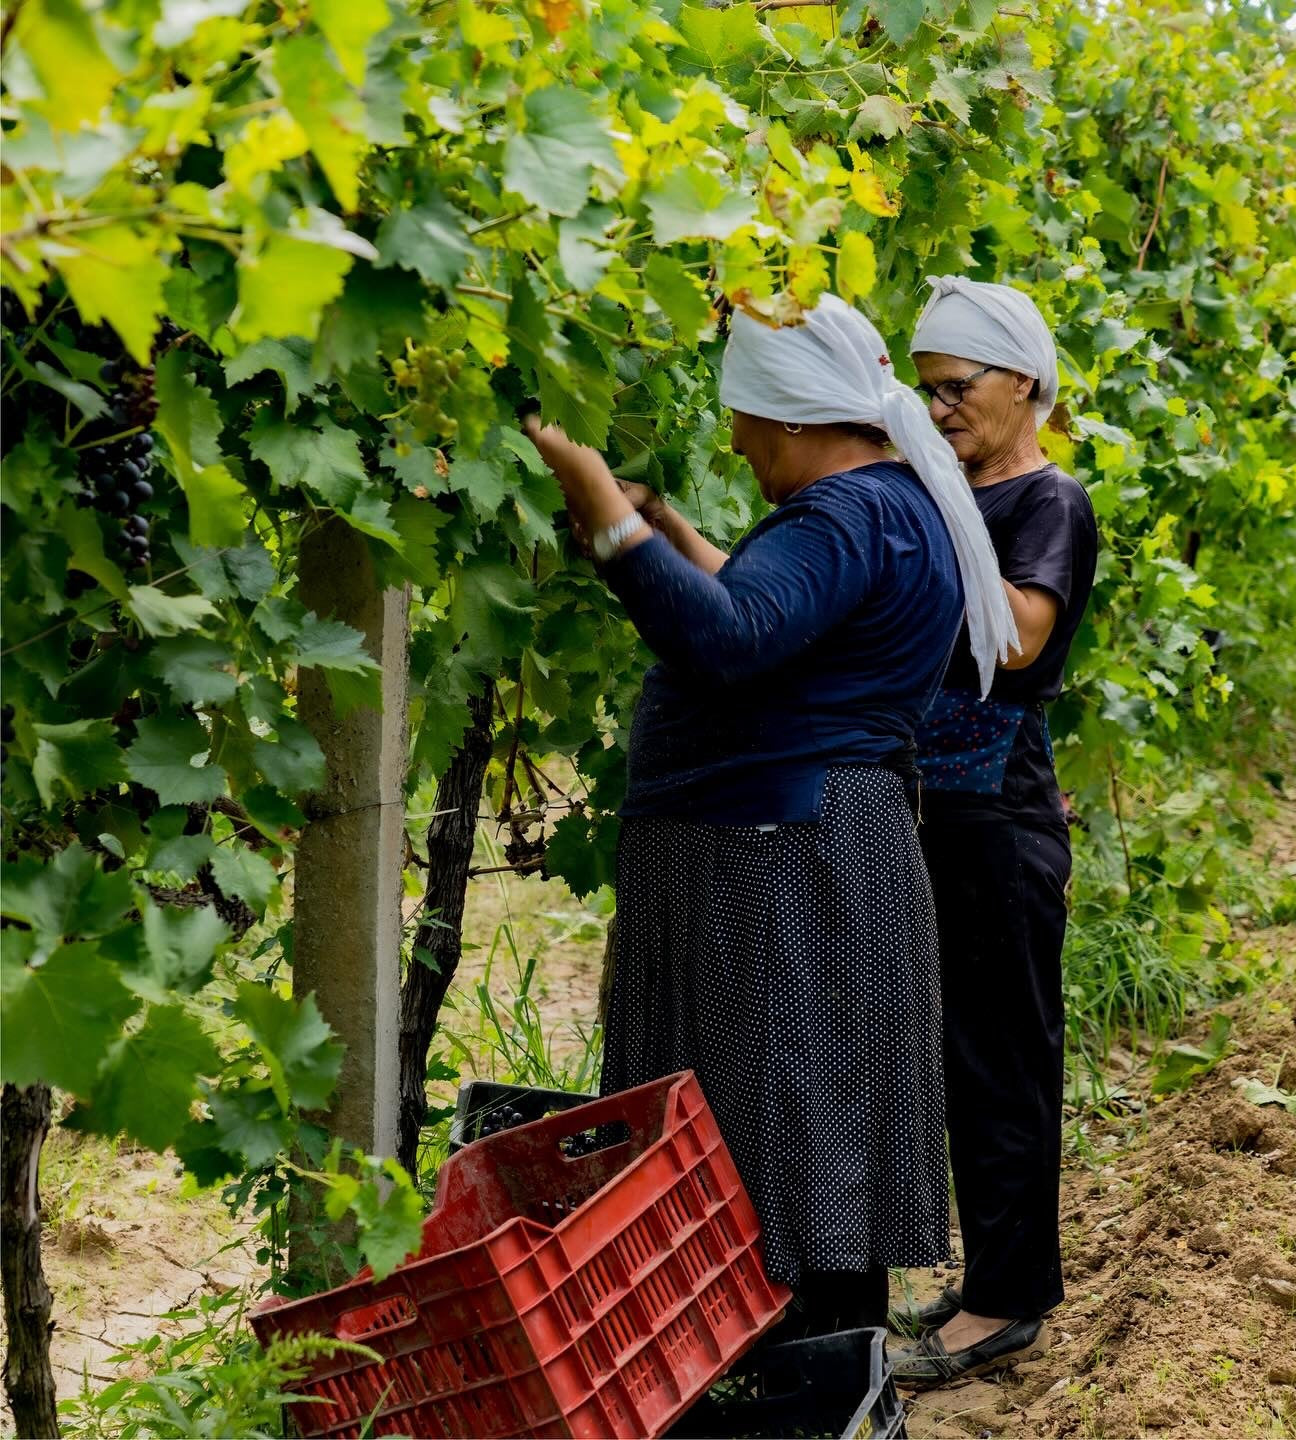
{"left": 837, "top": 231, "right": 877, "bottom": 304}
{"left": 15, "top": 0, "right": 119, "bottom": 130}
{"left": 275, "top": 34, "right": 367, "bottom": 211}
{"left": 57, "top": 227, "right": 166, "bottom": 365}
{"left": 234, "top": 234, "right": 354, "bottom": 342}
{"left": 313, "top": 0, "right": 389, "bottom": 84}
{"left": 850, "top": 171, "right": 899, "bottom": 217}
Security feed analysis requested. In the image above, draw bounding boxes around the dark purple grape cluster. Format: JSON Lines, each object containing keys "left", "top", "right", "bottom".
{"left": 560, "top": 1130, "right": 600, "bottom": 1158}
{"left": 76, "top": 427, "right": 156, "bottom": 569}
{"left": 1, "top": 705, "right": 13, "bottom": 778}
{"left": 477, "top": 1104, "right": 527, "bottom": 1139}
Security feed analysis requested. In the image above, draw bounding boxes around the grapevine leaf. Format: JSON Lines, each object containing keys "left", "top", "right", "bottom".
{"left": 314, "top": 265, "right": 430, "bottom": 377}
{"left": 235, "top": 236, "right": 354, "bottom": 344}
{"left": 643, "top": 254, "right": 713, "bottom": 343}
{"left": 223, "top": 338, "right": 316, "bottom": 416}
{"left": 450, "top": 560, "right": 537, "bottom": 661}
{"left": 0, "top": 939, "right": 140, "bottom": 1094}
{"left": 210, "top": 846, "right": 278, "bottom": 910}
{"left": 126, "top": 716, "right": 228, "bottom": 807}
{"left": 1, "top": 846, "right": 135, "bottom": 951}
{"left": 30, "top": 360, "right": 107, "bottom": 421}
{"left": 837, "top": 232, "right": 878, "bottom": 304}
{"left": 175, "top": 537, "right": 276, "bottom": 604}
{"left": 275, "top": 34, "right": 368, "bottom": 212}
{"left": 57, "top": 227, "right": 166, "bottom": 365}
{"left": 155, "top": 349, "right": 223, "bottom": 468}
{"left": 253, "top": 720, "right": 327, "bottom": 795}
{"left": 289, "top": 614, "right": 381, "bottom": 673}
{"left": 14, "top": 0, "right": 120, "bottom": 131}
{"left": 850, "top": 95, "right": 911, "bottom": 140}
{"left": 232, "top": 983, "right": 345, "bottom": 1112}
{"left": 544, "top": 811, "right": 620, "bottom": 900}
{"left": 352, "top": 1161, "right": 425, "bottom": 1280}
{"left": 66, "top": 1006, "right": 221, "bottom": 1151}
{"left": 130, "top": 903, "right": 230, "bottom": 1001}
{"left": 313, "top": 0, "right": 390, "bottom": 85}
{"left": 502, "top": 88, "right": 618, "bottom": 219}
{"left": 676, "top": 5, "right": 764, "bottom": 68}
{"left": 150, "top": 637, "right": 240, "bottom": 706}
{"left": 147, "top": 832, "right": 220, "bottom": 879}
{"left": 557, "top": 207, "right": 614, "bottom": 290}
{"left": 186, "top": 464, "right": 251, "bottom": 549}
{"left": 374, "top": 198, "right": 474, "bottom": 288}
{"left": 126, "top": 585, "right": 220, "bottom": 637}
{"left": 248, "top": 411, "right": 366, "bottom": 501}
{"left": 207, "top": 1087, "right": 292, "bottom": 1169}
{"left": 927, "top": 61, "right": 978, "bottom": 124}
{"left": 31, "top": 720, "right": 128, "bottom": 807}
{"left": 875, "top": 0, "right": 926, "bottom": 45}
{"left": 645, "top": 168, "right": 756, "bottom": 245}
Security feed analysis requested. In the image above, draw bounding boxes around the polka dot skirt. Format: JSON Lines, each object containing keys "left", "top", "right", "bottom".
{"left": 601, "top": 765, "right": 950, "bottom": 1288}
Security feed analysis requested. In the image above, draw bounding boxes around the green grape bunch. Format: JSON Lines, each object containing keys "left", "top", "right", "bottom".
{"left": 390, "top": 338, "right": 470, "bottom": 443}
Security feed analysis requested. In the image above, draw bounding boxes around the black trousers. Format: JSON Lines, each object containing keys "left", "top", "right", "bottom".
{"left": 919, "top": 800, "right": 1069, "bottom": 1319}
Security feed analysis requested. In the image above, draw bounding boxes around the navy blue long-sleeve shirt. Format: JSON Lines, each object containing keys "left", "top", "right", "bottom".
{"left": 602, "top": 462, "right": 964, "bottom": 825}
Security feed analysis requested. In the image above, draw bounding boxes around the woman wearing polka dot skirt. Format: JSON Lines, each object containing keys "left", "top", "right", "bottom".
{"left": 525, "top": 294, "right": 1017, "bottom": 1336}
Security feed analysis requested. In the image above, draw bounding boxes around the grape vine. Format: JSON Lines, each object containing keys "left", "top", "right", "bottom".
{"left": 0, "top": 0, "right": 1291, "bottom": 1368}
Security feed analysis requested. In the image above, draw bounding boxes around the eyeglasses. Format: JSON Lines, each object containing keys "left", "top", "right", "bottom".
{"left": 916, "top": 365, "right": 1001, "bottom": 409}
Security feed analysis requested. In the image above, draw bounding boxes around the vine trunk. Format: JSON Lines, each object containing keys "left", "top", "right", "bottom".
{"left": 1, "top": 1082, "right": 59, "bottom": 1439}
{"left": 397, "top": 683, "right": 495, "bottom": 1172}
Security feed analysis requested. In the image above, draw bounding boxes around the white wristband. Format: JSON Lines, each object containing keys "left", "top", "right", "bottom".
{"left": 592, "top": 512, "right": 647, "bottom": 563}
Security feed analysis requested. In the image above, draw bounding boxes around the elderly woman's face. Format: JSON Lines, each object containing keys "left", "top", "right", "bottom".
{"left": 913, "top": 351, "right": 1035, "bottom": 468}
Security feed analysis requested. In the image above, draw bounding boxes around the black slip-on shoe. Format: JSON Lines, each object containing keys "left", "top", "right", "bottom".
{"left": 915, "top": 1284, "right": 963, "bottom": 1332}
{"left": 891, "top": 1316, "right": 1047, "bottom": 1390}
{"left": 888, "top": 1283, "right": 962, "bottom": 1337}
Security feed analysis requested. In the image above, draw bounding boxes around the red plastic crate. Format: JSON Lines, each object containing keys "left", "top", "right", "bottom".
{"left": 251, "top": 1071, "right": 791, "bottom": 1439}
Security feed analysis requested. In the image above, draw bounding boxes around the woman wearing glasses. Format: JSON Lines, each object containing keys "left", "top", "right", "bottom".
{"left": 892, "top": 277, "right": 1098, "bottom": 1387}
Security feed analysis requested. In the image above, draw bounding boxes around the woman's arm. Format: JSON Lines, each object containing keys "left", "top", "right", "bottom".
{"left": 1001, "top": 581, "right": 1058, "bottom": 669}
{"left": 621, "top": 482, "right": 728, "bottom": 576}
{"left": 526, "top": 416, "right": 877, "bottom": 683}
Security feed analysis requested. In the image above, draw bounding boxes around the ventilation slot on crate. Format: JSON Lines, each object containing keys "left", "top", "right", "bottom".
{"left": 660, "top": 1310, "right": 703, "bottom": 1373}
{"left": 637, "top": 1264, "right": 680, "bottom": 1325}
{"left": 613, "top": 1213, "right": 659, "bottom": 1280}
{"left": 623, "top": 1350, "right": 665, "bottom": 1406}
{"left": 676, "top": 1231, "right": 717, "bottom": 1289}
{"left": 599, "top": 1300, "right": 641, "bottom": 1361}
{"left": 335, "top": 1293, "right": 417, "bottom": 1341}
{"left": 656, "top": 1185, "right": 699, "bottom": 1239}
{"left": 577, "top": 1251, "right": 620, "bottom": 1311}
{"left": 699, "top": 1279, "right": 734, "bottom": 1330}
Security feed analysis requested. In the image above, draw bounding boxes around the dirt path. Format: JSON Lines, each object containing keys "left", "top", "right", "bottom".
{"left": 899, "top": 948, "right": 1296, "bottom": 1439}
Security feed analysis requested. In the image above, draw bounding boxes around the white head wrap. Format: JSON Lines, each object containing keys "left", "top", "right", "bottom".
{"left": 910, "top": 275, "right": 1058, "bottom": 424}
{"left": 719, "top": 294, "right": 1017, "bottom": 695}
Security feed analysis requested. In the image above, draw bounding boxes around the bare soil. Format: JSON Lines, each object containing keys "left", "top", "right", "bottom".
{"left": 899, "top": 949, "right": 1296, "bottom": 1440}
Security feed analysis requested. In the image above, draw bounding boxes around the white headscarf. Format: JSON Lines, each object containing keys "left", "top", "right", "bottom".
{"left": 910, "top": 275, "right": 1058, "bottom": 424}
{"left": 719, "top": 294, "right": 1017, "bottom": 695}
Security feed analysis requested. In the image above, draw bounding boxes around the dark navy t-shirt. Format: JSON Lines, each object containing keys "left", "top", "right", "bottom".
{"left": 602, "top": 462, "right": 964, "bottom": 826}
{"left": 924, "top": 463, "right": 1097, "bottom": 817}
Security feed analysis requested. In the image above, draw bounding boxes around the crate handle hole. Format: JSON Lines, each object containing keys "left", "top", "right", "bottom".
{"left": 335, "top": 1293, "right": 417, "bottom": 1340}
{"left": 558, "top": 1119, "right": 631, "bottom": 1159}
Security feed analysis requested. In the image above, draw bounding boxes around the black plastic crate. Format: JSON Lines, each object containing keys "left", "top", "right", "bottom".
{"left": 447, "top": 1078, "right": 596, "bottom": 1154}
{"left": 667, "top": 1326, "right": 906, "bottom": 1440}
